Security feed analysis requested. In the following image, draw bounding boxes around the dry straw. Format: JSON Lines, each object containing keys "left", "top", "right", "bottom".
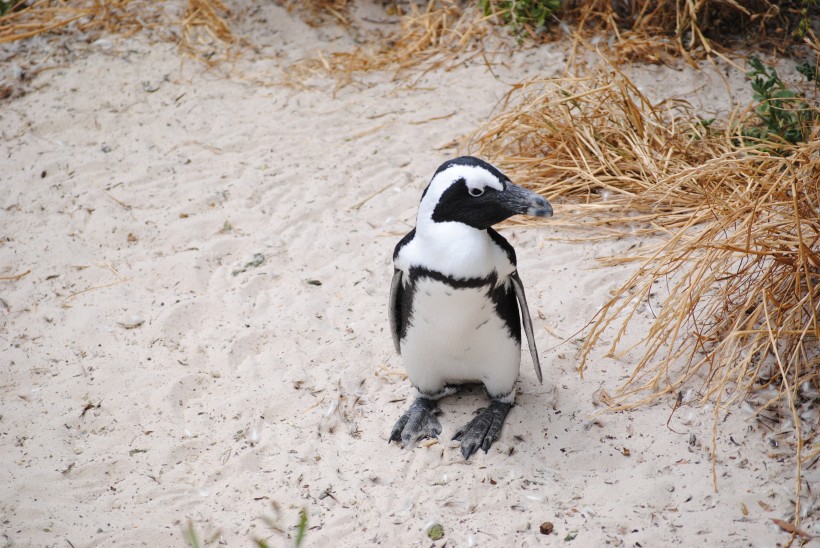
{"left": 284, "top": 0, "right": 488, "bottom": 90}
{"left": 0, "top": 0, "right": 236, "bottom": 61}
{"left": 471, "top": 66, "right": 819, "bottom": 508}
{"left": 0, "top": 0, "right": 155, "bottom": 44}
{"left": 284, "top": 0, "right": 817, "bottom": 92}
{"left": 279, "top": 0, "right": 352, "bottom": 26}
{"left": 179, "top": 0, "right": 237, "bottom": 63}
{"left": 552, "top": 0, "right": 815, "bottom": 63}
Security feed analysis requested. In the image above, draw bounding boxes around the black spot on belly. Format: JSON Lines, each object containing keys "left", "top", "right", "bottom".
{"left": 476, "top": 319, "right": 490, "bottom": 329}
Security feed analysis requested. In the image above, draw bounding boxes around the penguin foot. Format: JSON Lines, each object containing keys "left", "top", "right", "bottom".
{"left": 452, "top": 400, "right": 511, "bottom": 460}
{"left": 389, "top": 397, "right": 442, "bottom": 448}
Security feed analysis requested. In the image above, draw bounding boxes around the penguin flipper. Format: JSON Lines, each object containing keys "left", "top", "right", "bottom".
{"left": 388, "top": 268, "right": 403, "bottom": 354}
{"left": 511, "top": 271, "right": 542, "bottom": 383}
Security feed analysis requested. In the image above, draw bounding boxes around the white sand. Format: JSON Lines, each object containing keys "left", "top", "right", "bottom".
{"left": 1, "top": 3, "right": 814, "bottom": 546}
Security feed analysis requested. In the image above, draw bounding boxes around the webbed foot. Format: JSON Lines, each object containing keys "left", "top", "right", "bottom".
{"left": 389, "top": 397, "right": 442, "bottom": 448}
{"left": 452, "top": 400, "right": 511, "bottom": 459}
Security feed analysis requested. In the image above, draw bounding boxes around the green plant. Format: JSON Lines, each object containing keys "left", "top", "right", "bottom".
{"left": 0, "top": 0, "right": 22, "bottom": 17}
{"left": 793, "top": 0, "right": 818, "bottom": 39}
{"left": 294, "top": 508, "right": 308, "bottom": 547}
{"left": 796, "top": 61, "right": 819, "bottom": 85}
{"left": 478, "top": 0, "right": 561, "bottom": 35}
{"left": 183, "top": 506, "right": 307, "bottom": 547}
{"left": 182, "top": 522, "right": 203, "bottom": 548}
{"left": 743, "top": 56, "right": 818, "bottom": 145}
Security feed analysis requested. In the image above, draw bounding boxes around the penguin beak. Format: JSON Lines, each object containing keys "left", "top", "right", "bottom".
{"left": 499, "top": 183, "right": 553, "bottom": 218}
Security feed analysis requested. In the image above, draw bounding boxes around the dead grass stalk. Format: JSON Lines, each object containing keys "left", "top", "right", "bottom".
{"left": 0, "top": 0, "right": 236, "bottom": 62}
{"left": 471, "top": 67, "right": 820, "bottom": 507}
{"left": 285, "top": 0, "right": 487, "bottom": 90}
{"left": 558, "top": 0, "right": 816, "bottom": 63}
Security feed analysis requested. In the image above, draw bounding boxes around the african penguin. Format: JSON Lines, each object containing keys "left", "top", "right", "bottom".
{"left": 388, "top": 156, "right": 553, "bottom": 459}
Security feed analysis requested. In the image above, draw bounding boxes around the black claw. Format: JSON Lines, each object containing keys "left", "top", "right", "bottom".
{"left": 453, "top": 401, "right": 511, "bottom": 460}
{"left": 461, "top": 439, "right": 480, "bottom": 460}
{"left": 389, "top": 413, "right": 410, "bottom": 444}
{"left": 389, "top": 398, "right": 441, "bottom": 448}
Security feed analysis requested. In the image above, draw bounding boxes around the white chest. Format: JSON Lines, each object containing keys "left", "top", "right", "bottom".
{"left": 395, "top": 223, "right": 515, "bottom": 281}
{"left": 400, "top": 276, "right": 521, "bottom": 400}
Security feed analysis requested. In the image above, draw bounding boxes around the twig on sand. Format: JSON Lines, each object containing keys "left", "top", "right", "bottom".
{"left": 349, "top": 182, "right": 393, "bottom": 211}
{"left": 0, "top": 270, "right": 30, "bottom": 281}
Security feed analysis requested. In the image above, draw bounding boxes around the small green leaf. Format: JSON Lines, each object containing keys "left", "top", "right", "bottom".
{"left": 773, "top": 89, "right": 798, "bottom": 99}
{"left": 182, "top": 521, "right": 202, "bottom": 548}
{"left": 295, "top": 508, "right": 308, "bottom": 547}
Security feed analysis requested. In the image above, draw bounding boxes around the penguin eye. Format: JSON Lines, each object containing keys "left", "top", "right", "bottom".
{"left": 468, "top": 187, "right": 484, "bottom": 197}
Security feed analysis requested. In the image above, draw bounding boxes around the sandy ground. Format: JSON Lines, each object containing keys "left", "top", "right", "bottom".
{"left": 1, "top": 2, "right": 816, "bottom": 546}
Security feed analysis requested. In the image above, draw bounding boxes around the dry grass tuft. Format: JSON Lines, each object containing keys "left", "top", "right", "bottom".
{"left": 471, "top": 68, "right": 726, "bottom": 230}
{"left": 279, "top": 0, "right": 353, "bottom": 27}
{"left": 281, "top": 1, "right": 814, "bottom": 88}
{"left": 471, "top": 67, "right": 820, "bottom": 504}
{"left": 285, "top": 0, "right": 488, "bottom": 90}
{"left": 562, "top": 1, "right": 817, "bottom": 63}
{"left": 0, "top": 0, "right": 236, "bottom": 61}
{"left": 0, "top": 0, "right": 156, "bottom": 44}
{"left": 179, "top": 0, "right": 238, "bottom": 63}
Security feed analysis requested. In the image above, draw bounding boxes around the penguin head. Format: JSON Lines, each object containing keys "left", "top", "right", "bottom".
{"left": 416, "top": 156, "right": 553, "bottom": 230}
